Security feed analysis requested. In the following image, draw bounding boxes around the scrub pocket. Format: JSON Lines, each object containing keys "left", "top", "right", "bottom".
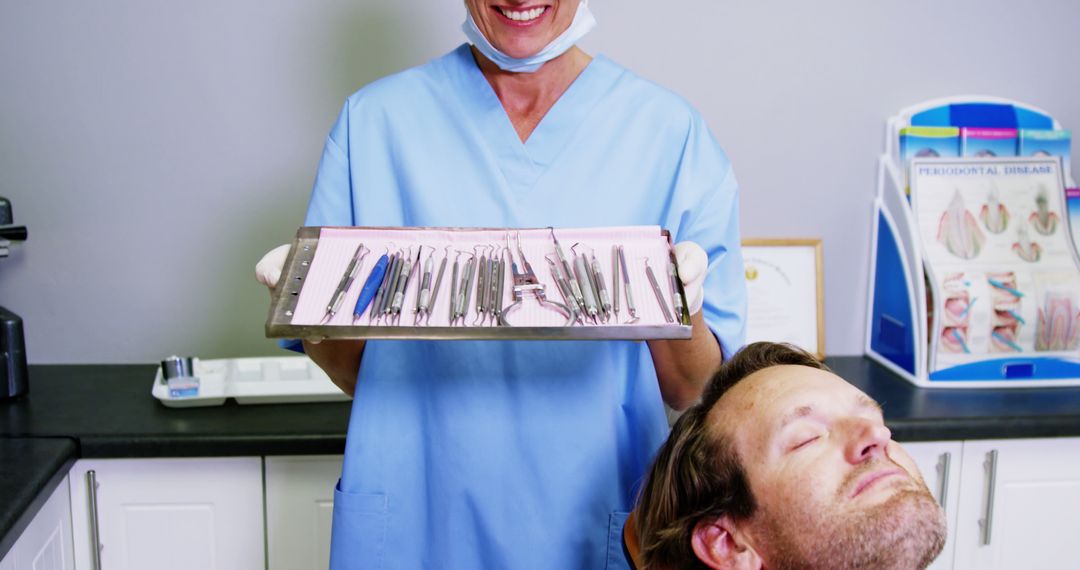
{"left": 329, "top": 480, "right": 389, "bottom": 570}
{"left": 606, "top": 511, "right": 633, "bottom": 570}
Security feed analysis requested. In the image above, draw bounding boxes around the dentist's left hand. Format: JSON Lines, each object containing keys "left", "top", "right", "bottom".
{"left": 673, "top": 241, "right": 707, "bottom": 315}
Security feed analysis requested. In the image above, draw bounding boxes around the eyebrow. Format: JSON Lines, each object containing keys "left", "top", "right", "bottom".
{"left": 778, "top": 395, "right": 883, "bottom": 430}
{"left": 859, "top": 395, "right": 884, "bottom": 415}
{"left": 778, "top": 405, "right": 814, "bottom": 430}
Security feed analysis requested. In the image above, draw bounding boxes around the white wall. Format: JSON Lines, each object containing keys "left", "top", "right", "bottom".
{"left": 1, "top": 0, "right": 1077, "bottom": 363}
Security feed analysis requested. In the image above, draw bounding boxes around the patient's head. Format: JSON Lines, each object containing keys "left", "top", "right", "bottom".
{"left": 636, "top": 342, "right": 946, "bottom": 570}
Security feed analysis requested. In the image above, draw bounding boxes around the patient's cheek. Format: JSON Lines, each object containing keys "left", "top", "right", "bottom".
{"left": 888, "top": 443, "right": 926, "bottom": 485}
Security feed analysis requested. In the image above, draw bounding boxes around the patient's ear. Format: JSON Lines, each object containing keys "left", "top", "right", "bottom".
{"left": 691, "top": 517, "right": 762, "bottom": 570}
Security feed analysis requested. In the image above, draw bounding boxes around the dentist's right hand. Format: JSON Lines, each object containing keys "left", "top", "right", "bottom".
{"left": 255, "top": 244, "right": 292, "bottom": 292}
{"left": 255, "top": 244, "right": 325, "bottom": 345}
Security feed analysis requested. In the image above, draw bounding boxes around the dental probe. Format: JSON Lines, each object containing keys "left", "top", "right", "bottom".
{"left": 353, "top": 250, "right": 390, "bottom": 322}
{"left": 618, "top": 246, "right": 639, "bottom": 324}
{"left": 449, "top": 253, "right": 461, "bottom": 324}
{"left": 473, "top": 247, "right": 489, "bottom": 325}
{"left": 322, "top": 244, "right": 370, "bottom": 324}
{"left": 459, "top": 254, "right": 477, "bottom": 325}
{"left": 667, "top": 253, "right": 685, "bottom": 324}
{"left": 612, "top": 245, "right": 620, "bottom": 321}
{"left": 413, "top": 247, "right": 433, "bottom": 319}
{"left": 371, "top": 252, "right": 400, "bottom": 323}
{"left": 645, "top": 260, "right": 675, "bottom": 323}
{"left": 590, "top": 250, "right": 612, "bottom": 322}
{"left": 485, "top": 246, "right": 501, "bottom": 326}
{"left": 550, "top": 228, "right": 586, "bottom": 314}
{"left": 390, "top": 248, "right": 420, "bottom": 323}
{"left": 425, "top": 248, "right": 450, "bottom": 325}
{"left": 546, "top": 256, "right": 581, "bottom": 323}
{"left": 573, "top": 248, "right": 599, "bottom": 323}
{"left": 492, "top": 248, "right": 507, "bottom": 323}
{"left": 380, "top": 251, "right": 405, "bottom": 322}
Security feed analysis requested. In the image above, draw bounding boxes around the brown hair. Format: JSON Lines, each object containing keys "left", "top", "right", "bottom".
{"left": 635, "top": 342, "right": 830, "bottom": 569}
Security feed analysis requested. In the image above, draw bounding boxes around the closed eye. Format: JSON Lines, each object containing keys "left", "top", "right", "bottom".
{"left": 791, "top": 436, "right": 820, "bottom": 451}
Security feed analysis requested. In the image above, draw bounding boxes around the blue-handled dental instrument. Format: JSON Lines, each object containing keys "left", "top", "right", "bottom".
{"left": 353, "top": 252, "right": 390, "bottom": 322}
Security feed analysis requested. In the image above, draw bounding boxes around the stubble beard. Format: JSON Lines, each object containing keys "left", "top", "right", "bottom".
{"left": 756, "top": 481, "right": 947, "bottom": 570}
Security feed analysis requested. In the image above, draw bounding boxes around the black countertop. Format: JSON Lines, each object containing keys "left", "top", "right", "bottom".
{"left": 3, "top": 357, "right": 1080, "bottom": 556}
{"left": 0, "top": 438, "right": 76, "bottom": 561}
{"left": 1, "top": 364, "right": 352, "bottom": 457}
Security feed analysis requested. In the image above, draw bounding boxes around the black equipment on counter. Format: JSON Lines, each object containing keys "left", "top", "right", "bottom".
{"left": 0, "top": 306, "right": 27, "bottom": 399}
{"left": 0, "top": 195, "right": 29, "bottom": 398}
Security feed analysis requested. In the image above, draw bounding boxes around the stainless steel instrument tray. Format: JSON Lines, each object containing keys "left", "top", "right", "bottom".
{"left": 265, "top": 226, "right": 692, "bottom": 341}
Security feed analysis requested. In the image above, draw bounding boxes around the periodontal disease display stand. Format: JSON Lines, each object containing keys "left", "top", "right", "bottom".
{"left": 866, "top": 96, "right": 1080, "bottom": 388}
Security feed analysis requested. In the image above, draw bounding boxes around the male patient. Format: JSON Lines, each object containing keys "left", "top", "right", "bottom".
{"left": 632, "top": 342, "right": 946, "bottom": 570}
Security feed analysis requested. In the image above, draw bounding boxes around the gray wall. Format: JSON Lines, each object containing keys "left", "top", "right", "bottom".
{"left": 1, "top": 1, "right": 1077, "bottom": 363}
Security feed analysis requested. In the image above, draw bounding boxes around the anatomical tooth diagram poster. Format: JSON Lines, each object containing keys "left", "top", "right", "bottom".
{"left": 911, "top": 157, "right": 1080, "bottom": 371}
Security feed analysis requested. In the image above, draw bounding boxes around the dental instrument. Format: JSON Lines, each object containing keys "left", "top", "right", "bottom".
{"left": 421, "top": 247, "right": 450, "bottom": 325}
{"left": 459, "top": 253, "right": 477, "bottom": 325}
{"left": 353, "top": 249, "right": 390, "bottom": 322}
{"left": 449, "top": 252, "right": 461, "bottom": 324}
{"left": 611, "top": 246, "right": 620, "bottom": 322}
{"left": 384, "top": 248, "right": 408, "bottom": 323}
{"left": 413, "top": 247, "right": 434, "bottom": 323}
{"left": 645, "top": 260, "right": 674, "bottom": 323}
{"left": 617, "top": 246, "right": 639, "bottom": 324}
{"left": 500, "top": 232, "right": 573, "bottom": 326}
{"left": 572, "top": 246, "right": 599, "bottom": 323}
{"left": 550, "top": 228, "right": 586, "bottom": 315}
{"left": 492, "top": 247, "right": 507, "bottom": 324}
{"left": 390, "top": 248, "right": 419, "bottom": 323}
{"left": 590, "top": 249, "right": 612, "bottom": 322}
{"left": 372, "top": 251, "right": 401, "bottom": 323}
{"left": 667, "top": 252, "right": 685, "bottom": 323}
{"left": 321, "top": 244, "right": 370, "bottom": 324}
{"left": 546, "top": 255, "right": 582, "bottom": 324}
{"left": 473, "top": 246, "right": 489, "bottom": 325}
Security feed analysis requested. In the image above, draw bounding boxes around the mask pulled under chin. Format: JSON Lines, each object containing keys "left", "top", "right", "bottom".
{"left": 461, "top": 1, "right": 597, "bottom": 73}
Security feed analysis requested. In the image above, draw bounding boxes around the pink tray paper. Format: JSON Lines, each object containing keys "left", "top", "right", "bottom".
{"left": 265, "top": 226, "right": 691, "bottom": 341}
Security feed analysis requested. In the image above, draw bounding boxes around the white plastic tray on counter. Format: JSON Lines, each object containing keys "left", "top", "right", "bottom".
{"left": 151, "top": 356, "right": 351, "bottom": 408}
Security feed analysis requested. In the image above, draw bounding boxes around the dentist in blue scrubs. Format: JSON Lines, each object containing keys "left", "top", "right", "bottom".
{"left": 256, "top": 1, "right": 746, "bottom": 567}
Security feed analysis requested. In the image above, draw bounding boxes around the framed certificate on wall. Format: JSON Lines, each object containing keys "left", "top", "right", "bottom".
{"left": 742, "top": 239, "right": 825, "bottom": 359}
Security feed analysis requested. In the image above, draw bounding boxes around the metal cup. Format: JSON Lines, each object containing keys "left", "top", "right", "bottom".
{"left": 160, "top": 355, "right": 195, "bottom": 383}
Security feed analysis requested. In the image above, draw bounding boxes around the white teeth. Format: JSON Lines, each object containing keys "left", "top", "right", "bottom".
{"left": 499, "top": 6, "right": 546, "bottom": 21}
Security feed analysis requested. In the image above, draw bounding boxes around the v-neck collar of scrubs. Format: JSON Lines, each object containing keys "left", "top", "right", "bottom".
{"left": 446, "top": 43, "right": 622, "bottom": 191}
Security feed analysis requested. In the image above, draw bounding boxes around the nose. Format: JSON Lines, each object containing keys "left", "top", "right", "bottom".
{"left": 844, "top": 418, "right": 892, "bottom": 464}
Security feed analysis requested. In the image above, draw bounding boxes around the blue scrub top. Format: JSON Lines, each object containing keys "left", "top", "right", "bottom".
{"left": 306, "top": 44, "right": 746, "bottom": 570}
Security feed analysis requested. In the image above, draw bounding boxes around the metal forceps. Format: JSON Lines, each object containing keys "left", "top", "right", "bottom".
{"left": 499, "top": 232, "right": 573, "bottom": 326}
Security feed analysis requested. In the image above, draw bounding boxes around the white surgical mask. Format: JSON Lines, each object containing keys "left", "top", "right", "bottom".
{"left": 462, "top": 1, "right": 596, "bottom": 73}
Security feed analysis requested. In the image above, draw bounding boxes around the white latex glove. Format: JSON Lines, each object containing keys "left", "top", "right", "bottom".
{"left": 255, "top": 243, "right": 325, "bottom": 344}
{"left": 674, "top": 241, "right": 707, "bottom": 315}
{"left": 255, "top": 244, "right": 291, "bottom": 290}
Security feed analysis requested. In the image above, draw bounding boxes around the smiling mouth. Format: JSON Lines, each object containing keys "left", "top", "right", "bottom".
{"left": 496, "top": 5, "right": 549, "bottom": 22}
{"left": 851, "top": 469, "right": 904, "bottom": 498}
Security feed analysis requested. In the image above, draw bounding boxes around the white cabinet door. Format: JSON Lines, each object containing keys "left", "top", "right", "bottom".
{"left": 898, "top": 441, "right": 963, "bottom": 570}
{"left": 954, "top": 437, "right": 1080, "bottom": 570}
{"left": 264, "top": 455, "right": 343, "bottom": 570}
{"left": 1, "top": 475, "right": 75, "bottom": 570}
{"left": 68, "top": 458, "right": 264, "bottom": 570}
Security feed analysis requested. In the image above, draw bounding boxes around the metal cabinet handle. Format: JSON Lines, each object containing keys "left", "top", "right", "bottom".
{"left": 937, "top": 452, "right": 952, "bottom": 509}
{"left": 87, "top": 470, "right": 103, "bottom": 570}
{"left": 980, "top": 450, "right": 998, "bottom": 546}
